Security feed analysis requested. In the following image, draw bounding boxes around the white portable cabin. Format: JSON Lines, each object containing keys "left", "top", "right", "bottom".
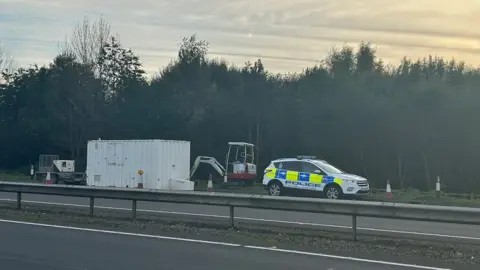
{"left": 86, "top": 139, "right": 193, "bottom": 190}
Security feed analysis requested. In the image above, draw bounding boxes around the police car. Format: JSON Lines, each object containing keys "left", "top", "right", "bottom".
{"left": 262, "top": 156, "right": 369, "bottom": 199}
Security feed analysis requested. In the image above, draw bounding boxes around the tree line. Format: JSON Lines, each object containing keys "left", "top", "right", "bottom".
{"left": 1, "top": 16, "right": 479, "bottom": 193}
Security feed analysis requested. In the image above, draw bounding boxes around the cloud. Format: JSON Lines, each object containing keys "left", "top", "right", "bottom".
{"left": 0, "top": 0, "right": 479, "bottom": 75}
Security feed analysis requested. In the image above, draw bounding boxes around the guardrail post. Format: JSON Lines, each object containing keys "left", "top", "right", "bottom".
{"left": 132, "top": 200, "right": 137, "bottom": 220}
{"left": 16, "top": 192, "right": 21, "bottom": 209}
{"left": 89, "top": 197, "right": 94, "bottom": 216}
{"left": 352, "top": 214, "right": 357, "bottom": 241}
{"left": 229, "top": 206, "right": 234, "bottom": 228}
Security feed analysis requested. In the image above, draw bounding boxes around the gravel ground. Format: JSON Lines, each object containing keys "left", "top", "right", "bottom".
{"left": 0, "top": 204, "right": 478, "bottom": 269}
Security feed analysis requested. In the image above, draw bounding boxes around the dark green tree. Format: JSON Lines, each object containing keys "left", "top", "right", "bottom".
{"left": 2, "top": 27, "right": 480, "bottom": 193}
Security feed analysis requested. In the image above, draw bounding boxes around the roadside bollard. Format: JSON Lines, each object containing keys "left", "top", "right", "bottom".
{"left": 436, "top": 176, "right": 441, "bottom": 198}
{"left": 207, "top": 173, "right": 214, "bottom": 192}
{"left": 385, "top": 180, "right": 392, "bottom": 198}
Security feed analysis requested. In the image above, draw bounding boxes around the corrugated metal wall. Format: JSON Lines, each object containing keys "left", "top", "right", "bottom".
{"left": 86, "top": 139, "right": 190, "bottom": 189}
{"left": 156, "top": 140, "right": 190, "bottom": 189}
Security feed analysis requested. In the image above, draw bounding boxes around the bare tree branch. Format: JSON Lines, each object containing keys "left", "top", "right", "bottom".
{"left": 62, "top": 14, "right": 111, "bottom": 70}
{"left": 0, "top": 45, "right": 14, "bottom": 84}
{"left": 0, "top": 45, "right": 14, "bottom": 73}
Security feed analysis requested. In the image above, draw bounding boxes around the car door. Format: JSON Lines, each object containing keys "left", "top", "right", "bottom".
{"left": 276, "top": 161, "right": 302, "bottom": 188}
{"left": 300, "top": 162, "right": 325, "bottom": 191}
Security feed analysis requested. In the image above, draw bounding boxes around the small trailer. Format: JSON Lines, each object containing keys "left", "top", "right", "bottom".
{"left": 34, "top": 154, "right": 86, "bottom": 185}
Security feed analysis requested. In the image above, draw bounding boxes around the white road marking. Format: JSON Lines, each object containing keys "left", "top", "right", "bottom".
{"left": 0, "top": 219, "right": 452, "bottom": 270}
{"left": 0, "top": 198, "right": 479, "bottom": 241}
{"left": 0, "top": 218, "right": 240, "bottom": 247}
{"left": 245, "top": 245, "right": 451, "bottom": 270}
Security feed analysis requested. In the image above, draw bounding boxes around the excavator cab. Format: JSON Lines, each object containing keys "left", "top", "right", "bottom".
{"left": 225, "top": 142, "right": 256, "bottom": 182}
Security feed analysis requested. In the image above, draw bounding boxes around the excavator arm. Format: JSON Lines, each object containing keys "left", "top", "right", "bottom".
{"left": 190, "top": 156, "right": 226, "bottom": 179}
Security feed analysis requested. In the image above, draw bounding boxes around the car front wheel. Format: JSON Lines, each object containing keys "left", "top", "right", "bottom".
{"left": 268, "top": 182, "right": 283, "bottom": 196}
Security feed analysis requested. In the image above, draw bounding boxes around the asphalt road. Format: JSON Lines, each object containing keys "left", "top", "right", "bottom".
{"left": 0, "top": 192, "right": 479, "bottom": 242}
{"left": 0, "top": 220, "right": 447, "bottom": 270}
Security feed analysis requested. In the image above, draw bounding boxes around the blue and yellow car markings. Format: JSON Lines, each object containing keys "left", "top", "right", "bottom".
{"left": 265, "top": 168, "right": 342, "bottom": 185}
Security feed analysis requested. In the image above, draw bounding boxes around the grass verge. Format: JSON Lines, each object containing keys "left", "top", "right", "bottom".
{"left": 0, "top": 171, "right": 33, "bottom": 182}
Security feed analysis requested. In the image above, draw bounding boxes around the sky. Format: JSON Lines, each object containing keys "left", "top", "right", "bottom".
{"left": 1, "top": 0, "right": 479, "bottom": 75}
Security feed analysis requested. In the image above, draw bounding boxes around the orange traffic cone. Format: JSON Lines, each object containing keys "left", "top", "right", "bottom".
{"left": 45, "top": 172, "right": 52, "bottom": 184}
{"left": 386, "top": 180, "right": 392, "bottom": 198}
{"left": 207, "top": 173, "right": 214, "bottom": 192}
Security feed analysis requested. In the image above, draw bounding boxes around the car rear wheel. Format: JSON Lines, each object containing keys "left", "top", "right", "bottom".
{"left": 268, "top": 181, "right": 283, "bottom": 196}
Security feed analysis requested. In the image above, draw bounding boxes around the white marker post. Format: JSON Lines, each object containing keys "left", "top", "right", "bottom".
{"left": 436, "top": 176, "right": 441, "bottom": 198}
{"left": 30, "top": 165, "right": 34, "bottom": 180}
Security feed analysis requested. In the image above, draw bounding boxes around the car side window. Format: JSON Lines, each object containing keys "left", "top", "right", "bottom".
{"left": 282, "top": 161, "right": 302, "bottom": 172}
{"left": 302, "top": 162, "right": 324, "bottom": 174}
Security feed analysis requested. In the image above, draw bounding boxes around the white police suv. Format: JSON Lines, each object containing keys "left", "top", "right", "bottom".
{"left": 262, "top": 156, "right": 369, "bottom": 199}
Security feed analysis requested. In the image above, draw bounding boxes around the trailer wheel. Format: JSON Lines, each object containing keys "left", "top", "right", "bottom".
{"left": 51, "top": 174, "right": 60, "bottom": 184}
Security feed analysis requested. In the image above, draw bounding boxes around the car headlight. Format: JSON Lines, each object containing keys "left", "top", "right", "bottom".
{"left": 344, "top": 179, "right": 356, "bottom": 184}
